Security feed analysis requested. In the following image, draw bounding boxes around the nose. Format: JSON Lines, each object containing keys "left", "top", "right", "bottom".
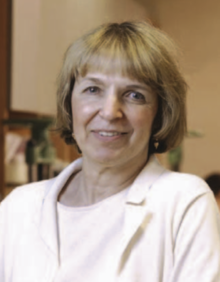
{"left": 99, "top": 91, "right": 123, "bottom": 120}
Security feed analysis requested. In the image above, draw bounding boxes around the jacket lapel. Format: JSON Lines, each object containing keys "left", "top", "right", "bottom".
{"left": 121, "top": 202, "right": 151, "bottom": 255}
{"left": 119, "top": 156, "right": 166, "bottom": 263}
{"left": 37, "top": 158, "right": 83, "bottom": 263}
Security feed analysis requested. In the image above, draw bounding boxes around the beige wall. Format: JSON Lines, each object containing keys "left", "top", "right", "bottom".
{"left": 11, "top": 0, "right": 152, "bottom": 115}
{"left": 154, "top": 0, "right": 220, "bottom": 177}
{"left": 11, "top": 0, "right": 41, "bottom": 113}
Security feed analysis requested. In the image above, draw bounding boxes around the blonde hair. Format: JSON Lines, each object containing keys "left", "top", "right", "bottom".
{"left": 56, "top": 21, "right": 187, "bottom": 153}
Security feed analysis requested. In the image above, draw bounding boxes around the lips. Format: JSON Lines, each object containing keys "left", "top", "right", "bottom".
{"left": 98, "top": 131, "right": 121, "bottom": 137}
{"left": 91, "top": 130, "right": 128, "bottom": 140}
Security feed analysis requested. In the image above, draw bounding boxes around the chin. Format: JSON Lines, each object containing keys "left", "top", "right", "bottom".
{"left": 85, "top": 148, "right": 124, "bottom": 165}
{"left": 93, "top": 154, "right": 119, "bottom": 165}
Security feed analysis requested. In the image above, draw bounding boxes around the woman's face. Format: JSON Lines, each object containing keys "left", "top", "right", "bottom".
{"left": 71, "top": 71, "right": 158, "bottom": 167}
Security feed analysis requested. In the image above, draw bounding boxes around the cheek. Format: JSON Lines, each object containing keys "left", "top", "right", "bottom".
{"left": 128, "top": 95, "right": 158, "bottom": 129}
{"left": 71, "top": 99, "right": 97, "bottom": 131}
{"left": 71, "top": 98, "right": 82, "bottom": 131}
{"left": 130, "top": 109, "right": 157, "bottom": 131}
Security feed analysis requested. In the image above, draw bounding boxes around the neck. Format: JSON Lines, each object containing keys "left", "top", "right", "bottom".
{"left": 82, "top": 153, "right": 149, "bottom": 202}
{"left": 60, "top": 151, "right": 150, "bottom": 207}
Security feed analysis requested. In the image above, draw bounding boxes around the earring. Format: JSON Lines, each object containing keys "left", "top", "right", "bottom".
{"left": 154, "top": 141, "right": 159, "bottom": 150}
{"left": 72, "top": 133, "right": 75, "bottom": 139}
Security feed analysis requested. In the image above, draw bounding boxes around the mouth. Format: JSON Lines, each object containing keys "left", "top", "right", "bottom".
{"left": 98, "top": 131, "right": 124, "bottom": 137}
{"left": 91, "top": 130, "right": 128, "bottom": 139}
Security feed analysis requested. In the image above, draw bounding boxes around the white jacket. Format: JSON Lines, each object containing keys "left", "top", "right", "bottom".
{"left": 0, "top": 156, "right": 220, "bottom": 282}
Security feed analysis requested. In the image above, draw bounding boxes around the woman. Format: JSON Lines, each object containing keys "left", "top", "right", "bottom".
{"left": 0, "top": 21, "right": 220, "bottom": 282}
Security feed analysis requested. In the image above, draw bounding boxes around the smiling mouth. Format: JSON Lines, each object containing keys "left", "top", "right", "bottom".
{"left": 98, "top": 131, "right": 124, "bottom": 137}
{"left": 92, "top": 131, "right": 127, "bottom": 137}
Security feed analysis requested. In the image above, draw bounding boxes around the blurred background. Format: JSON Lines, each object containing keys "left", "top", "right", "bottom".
{"left": 1, "top": 0, "right": 220, "bottom": 199}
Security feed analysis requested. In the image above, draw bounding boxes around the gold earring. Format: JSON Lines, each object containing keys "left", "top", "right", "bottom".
{"left": 154, "top": 141, "right": 159, "bottom": 150}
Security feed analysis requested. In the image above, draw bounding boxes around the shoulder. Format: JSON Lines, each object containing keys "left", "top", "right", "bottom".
{"left": 144, "top": 156, "right": 211, "bottom": 201}
{"left": 0, "top": 178, "right": 56, "bottom": 215}
{"left": 143, "top": 156, "right": 213, "bottom": 208}
{"left": 156, "top": 170, "right": 211, "bottom": 197}
{"left": 0, "top": 157, "right": 83, "bottom": 214}
{"left": 146, "top": 168, "right": 220, "bottom": 235}
{"left": 149, "top": 169, "right": 217, "bottom": 218}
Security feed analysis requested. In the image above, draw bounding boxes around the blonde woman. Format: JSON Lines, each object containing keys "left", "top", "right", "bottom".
{"left": 1, "top": 22, "right": 220, "bottom": 282}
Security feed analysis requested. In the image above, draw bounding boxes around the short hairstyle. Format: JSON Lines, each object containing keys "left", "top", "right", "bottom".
{"left": 56, "top": 21, "right": 187, "bottom": 154}
{"left": 205, "top": 174, "right": 220, "bottom": 196}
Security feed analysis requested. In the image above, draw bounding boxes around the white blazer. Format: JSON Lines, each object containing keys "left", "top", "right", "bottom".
{"left": 0, "top": 156, "right": 220, "bottom": 282}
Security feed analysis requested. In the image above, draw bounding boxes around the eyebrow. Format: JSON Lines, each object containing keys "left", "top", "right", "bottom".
{"left": 79, "top": 77, "right": 151, "bottom": 91}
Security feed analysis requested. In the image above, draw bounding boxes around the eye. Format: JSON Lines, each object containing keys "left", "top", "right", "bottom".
{"left": 127, "top": 91, "right": 146, "bottom": 102}
{"left": 85, "top": 86, "right": 100, "bottom": 94}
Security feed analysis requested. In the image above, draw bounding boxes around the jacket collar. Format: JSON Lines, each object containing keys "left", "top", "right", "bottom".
{"left": 126, "top": 155, "right": 166, "bottom": 204}
{"left": 119, "top": 155, "right": 166, "bottom": 265}
{"left": 38, "top": 156, "right": 166, "bottom": 264}
{"left": 38, "top": 158, "right": 83, "bottom": 262}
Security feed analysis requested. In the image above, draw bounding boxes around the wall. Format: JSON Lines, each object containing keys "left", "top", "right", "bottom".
{"left": 11, "top": 0, "right": 152, "bottom": 115}
{"left": 153, "top": 0, "right": 220, "bottom": 177}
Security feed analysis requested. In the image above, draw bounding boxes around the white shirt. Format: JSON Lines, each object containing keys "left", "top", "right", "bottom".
{"left": 55, "top": 188, "right": 129, "bottom": 282}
